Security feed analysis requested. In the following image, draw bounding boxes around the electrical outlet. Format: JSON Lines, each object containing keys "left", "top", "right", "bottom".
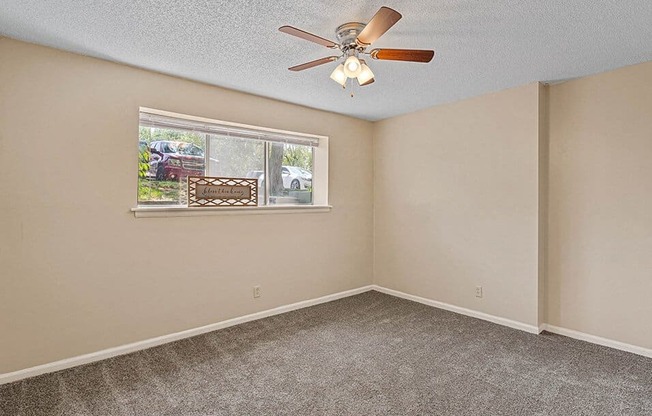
{"left": 475, "top": 286, "right": 483, "bottom": 298}
{"left": 253, "top": 286, "right": 261, "bottom": 298}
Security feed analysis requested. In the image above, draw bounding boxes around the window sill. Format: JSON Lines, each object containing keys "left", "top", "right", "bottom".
{"left": 131, "top": 205, "right": 332, "bottom": 218}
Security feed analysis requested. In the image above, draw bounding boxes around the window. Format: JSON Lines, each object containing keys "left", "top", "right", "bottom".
{"left": 137, "top": 109, "right": 328, "bottom": 208}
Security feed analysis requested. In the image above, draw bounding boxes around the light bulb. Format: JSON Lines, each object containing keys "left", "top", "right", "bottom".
{"left": 357, "top": 62, "right": 375, "bottom": 85}
{"left": 329, "top": 64, "right": 347, "bottom": 86}
{"left": 343, "top": 55, "right": 362, "bottom": 78}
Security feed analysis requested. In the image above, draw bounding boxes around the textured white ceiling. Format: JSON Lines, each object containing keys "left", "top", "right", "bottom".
{"left": 1, "top": 1, "right": 651, "bottom": 120}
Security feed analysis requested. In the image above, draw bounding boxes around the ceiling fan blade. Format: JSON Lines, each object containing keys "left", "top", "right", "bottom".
{"left": 288, "top": 56, "right": 339, "bottom": 71}
{"left": 370, "top": 48, "right": 435, "bottom": 63}
{"left": 356, "top": 7, "right": 402, "bottom": 46}
{"left": 279, "top": 26, "right": 339, "bottom": 49}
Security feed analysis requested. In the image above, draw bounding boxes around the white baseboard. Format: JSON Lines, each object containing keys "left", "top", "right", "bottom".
{"left": 4, "top": 284, "right": 649, "bottom": 385}
{"left": 0, "top": 285, "right": 374, "bottom": 385}
{"left": 540, "top": 324, "right": 652, "bottom": 359}
{"left": 371, "top": 285, "right": 541, "bottom": 334}
{"left": 373, "top": 285, "right": 651, "bottom": 359}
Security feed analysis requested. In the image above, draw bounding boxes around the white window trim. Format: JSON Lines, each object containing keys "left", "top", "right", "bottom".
{"left": 131, "top": 204, "right": 332, "bottom": 218}
{"left": 134, "top": 108, "right": 330, "bottom": 217}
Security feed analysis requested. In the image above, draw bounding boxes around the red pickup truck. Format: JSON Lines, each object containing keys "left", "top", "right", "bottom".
{"left": 149, "top": 141, "right": 205, "bottom": 181}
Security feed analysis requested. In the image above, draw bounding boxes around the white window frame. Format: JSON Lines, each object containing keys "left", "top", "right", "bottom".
{"left": 132, "top": 108, "right": 330, "bottom": 217}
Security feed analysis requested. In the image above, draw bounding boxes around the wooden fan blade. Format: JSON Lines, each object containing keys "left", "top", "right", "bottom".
{"left": 356, "top": 7, "right": 402, "bottom": 46}
{"left": 279, "top": 26, "right": 338, "bottom": 49}
{"left": 289, "top": 56, "right": 339, "bottom": 71}
{"left": 370, "top": 48, "right": 435, "bottom": 63}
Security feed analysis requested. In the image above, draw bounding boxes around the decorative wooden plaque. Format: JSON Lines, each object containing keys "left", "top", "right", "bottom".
{"left": 188, "top": 176, "right": 258, "bottom": 207}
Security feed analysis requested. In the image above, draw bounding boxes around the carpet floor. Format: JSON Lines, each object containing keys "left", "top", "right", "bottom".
{"left": 1, "top": 291, "right": 651, "bottom": 415}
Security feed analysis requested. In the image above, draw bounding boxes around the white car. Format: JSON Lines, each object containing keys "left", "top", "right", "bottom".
{"left": 256, "top": 166, "right": 312, "bottom": 190}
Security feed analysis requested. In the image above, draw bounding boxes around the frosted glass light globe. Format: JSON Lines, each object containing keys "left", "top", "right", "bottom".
{"left": 330, "top": 64, "right": 347, "bottom": 86}
{"left": 357, "top": 62, "right": 374, "bottom": 85}
{"left": 343, "top": 56, "right": 362, "bottom": 78}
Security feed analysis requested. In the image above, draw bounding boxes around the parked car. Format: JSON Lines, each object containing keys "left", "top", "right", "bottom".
{"left": 149, "top": 141, "right": 205, "bottom": 180}
{"left": 284, "top": 166, "right": 312, "bottom": 190}
{"left": 257, "top": 166, "right": 312, "bottom": 190}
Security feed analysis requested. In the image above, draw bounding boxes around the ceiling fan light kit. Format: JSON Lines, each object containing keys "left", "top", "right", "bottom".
{"left": 357, "top": 61, "right": 375, "bottom": 85}
{"left": 330, "top": 64, "right": 347, "bottom": 86}
{"left": 279, "top": 6, "right": 434, "bottom": 94}
{"left": 343, "top": 54, "right": 363, "bottom": 78}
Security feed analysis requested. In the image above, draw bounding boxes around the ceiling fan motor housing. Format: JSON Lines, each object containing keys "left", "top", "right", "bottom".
{"left": 336, "top": 22, "right": 367, "bottom": 51}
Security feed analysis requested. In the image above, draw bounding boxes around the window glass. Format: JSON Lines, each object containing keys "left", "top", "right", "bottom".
{"left": 207, "top": 135, "right": 265, "bottom": 205}
{"left": 137, "top": 111, "right": 320, "bottom": 208}
{"left": 267, "top": 143, "right": 313, "bottom": 205}
{"left": 138, "top": 127, "right": 205, "bottom": 205}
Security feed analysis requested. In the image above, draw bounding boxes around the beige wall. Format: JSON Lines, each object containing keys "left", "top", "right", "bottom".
{"left": 0, "top": 38, "right": 374, "bottom": 373}
{"left": 373, "top": 83, "right": 543, "bottom": 328}
{"left": 538, "top": 84, "right": 549, "bottom": 328}
{"left": 373, "top": 62, "right": 652, "bottom": 349}
{"left": 2, "top": 35, "right": 650, "bottom": 374}
{"left": 547, "top": 62, "right": 652, "bottom": 348}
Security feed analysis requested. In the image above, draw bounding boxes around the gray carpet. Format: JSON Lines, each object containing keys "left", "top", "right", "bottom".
{"left": 1, "top": 291, "right": 651, "bottom": 415}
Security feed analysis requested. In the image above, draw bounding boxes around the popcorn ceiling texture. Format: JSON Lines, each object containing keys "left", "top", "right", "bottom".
{"left": 0, "top": 1, "right": 651, "bottom": 120}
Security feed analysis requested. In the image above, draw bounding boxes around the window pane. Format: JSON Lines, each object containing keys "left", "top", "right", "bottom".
{"left": 207, "top": 135, "right": 265, "bottom": 205}
{"left": 267, "top": 143, "right": 313, "bottom": 205}
{"left": 137, "top": 112, "right": 320, "bottom": 208}
{"left": 137, "top": 127, "right": 206, "bottom": 205}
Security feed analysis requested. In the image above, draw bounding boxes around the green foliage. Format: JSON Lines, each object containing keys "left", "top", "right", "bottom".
{"left": 139, "top": 127, "right": 313, "bottom": 174}
{"left": 139, "top": 127, "right": 205, "bottom": 148}
{"left": 282, "top": 145, "right": 313, "bottom": 171}
{"left": 138, "top": 179, "right": 181, "bottom": 203}
{"left": 137, "top": 126, "right": 314, "bottom": 204}
{"left": 138, "top": 147, "right": 150, "bottom": 179}
{"left": 139, "top": 127, "right": 151, "bottom": 143}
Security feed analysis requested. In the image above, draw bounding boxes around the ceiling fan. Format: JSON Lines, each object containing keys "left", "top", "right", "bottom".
{"left": 279, "top": 6, "right": 434, "bottom": 92}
